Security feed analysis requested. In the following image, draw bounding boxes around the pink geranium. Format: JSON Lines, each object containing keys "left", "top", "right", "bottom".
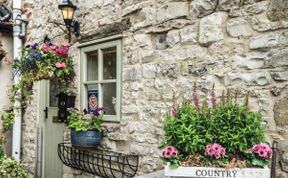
{"left": 205, "top": 143, "right": 225, "bottom": 159}
{"left": 55, "top": 62, "right": 67, "bottom": 69}
{"left": 162, "top": 146, "right": 178, "bottom": 159}
{"left": 252, "top": 143, "right": 273, "bottom": 159}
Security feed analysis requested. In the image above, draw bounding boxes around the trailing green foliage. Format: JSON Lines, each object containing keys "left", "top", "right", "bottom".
{"left": 1, "top": 110, "right": 14, "bottom": 133}
{"left": 0, "top": 156, "right": 32, "bottom": 178}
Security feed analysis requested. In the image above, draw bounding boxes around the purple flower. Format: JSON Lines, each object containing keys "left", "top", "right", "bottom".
{"left": 32, "top": 43, "right": 38, "bottom": 50}
{"left": 171, "top": 104, "right": 177, "bottom": 117}
{"left": 92, "top": 107, "right": 104, "bottom": 117}
{"left": 28, "top": 51, "right": 42, "bottom": 61}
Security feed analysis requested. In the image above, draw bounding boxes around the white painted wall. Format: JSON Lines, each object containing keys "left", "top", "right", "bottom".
{"left": 0, "top": 31, "right": 13, "bottom": 156}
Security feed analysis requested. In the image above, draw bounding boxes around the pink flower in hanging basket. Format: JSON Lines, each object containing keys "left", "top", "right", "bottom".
{"left": 55, "top": 62, "right": 67, "bottom": 69}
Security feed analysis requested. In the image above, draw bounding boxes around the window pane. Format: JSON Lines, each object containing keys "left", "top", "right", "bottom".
{"left": 103, "top": 47, "right": 117, "bottom": 80}
{"left": 87, "top": 52, "right": 98, "bottom": 81}
{"left": 49, "top": 80, "right": 60, "bottom": 107}
{"left": 103, "top": 83, "right": 116, "bottom": 115}
{"left": 87, "top": 84, "right": 99, "bottom": 113}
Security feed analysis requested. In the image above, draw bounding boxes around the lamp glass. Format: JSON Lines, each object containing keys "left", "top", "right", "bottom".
{"left": 61, "top": 6, "right": 75, "bottom": 22}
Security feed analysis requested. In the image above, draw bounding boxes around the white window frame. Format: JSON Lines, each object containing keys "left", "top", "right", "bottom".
{"left": 79, "top": 39, "right": 122, "bottom": 122}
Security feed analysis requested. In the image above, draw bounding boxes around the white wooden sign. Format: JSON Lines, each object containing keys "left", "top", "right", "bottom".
{"left": 165, "top": 166, "right": 270, "bottom": 178}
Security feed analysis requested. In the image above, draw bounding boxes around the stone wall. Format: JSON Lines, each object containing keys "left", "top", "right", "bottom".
{"left": 24, "top": 0, "right": 288, "bottom": 177}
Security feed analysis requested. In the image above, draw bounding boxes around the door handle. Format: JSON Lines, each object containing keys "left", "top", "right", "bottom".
{"left": 43, "top": 107, "right": 48, "bottom": 119}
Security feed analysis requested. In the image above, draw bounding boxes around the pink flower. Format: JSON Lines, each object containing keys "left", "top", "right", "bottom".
{"left": 215, "top": 153, "right": 221, "bottom": 159}
{"left": 166, "top": 146, "right": 176, "bottom": 152}
{"left": 162, "top": 146, "right": 178, "bottom": 159}
{"left": 171, "top": 151, "right": 178, "bottom": 158}
{"left": 252, "top": 143, "right": 273, "bottom": 159}
{"left": 55, "top": 62, "right": 67, "bottom": 69}
{"left": 56, "top": 45, "right": 69, "bottom": 58}
{"left": 61, "top": 62, "right": 67, "bottom": 68}
{"left": 252, "top": 145, "right": 260, "bottom": 152}
{"left": 268, "top": 149, "right": 273, "bottom": 159}
{"left": 205, "top": 143, "right": 225, "bottom": 159}
{"left": 55, "top": 62, "right": 62, "bottom": 68}
{"left": 220, "top": 148, "right": 225, "bottom": 156}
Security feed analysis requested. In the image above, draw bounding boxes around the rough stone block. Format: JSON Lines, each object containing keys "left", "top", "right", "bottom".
{"left": 158, "top": 45, "right": 207, "bottom": 62}
{"left": 189, "top": 0, "right": 217, "bottom": 18}
{"left": 199, "top": 12, "right": 228, "bottom": 45}
{"left": 227, "top": 17, "right": 252, "bottom": 37}
{"left": 142, "top": 64, "right": 157, "bottom": 79}
{"left": 224, "top": 72, "right": 271, "bottom": 86}
{"left": 140, "top": 50, "right": 154, "bottom": 63}
{"left": 218, "top": 0, "right": 240, "bottom": 11}
{"left": 166, "top": 30, "right": 180, "bottom": 47}
{"left": 179, "top": 25, "right": 197, "bottom": 44}
{"left": 271, "top": 71, "right": 288, "bottom": 81}
{"left": 156, "top": 2, "right": 188, "bottom": 23}
{"left": 264, "top": 48, "right": 288, "bottom": 67}
{"left": 267, "top": 0, "right": 288, "bottom": 21}
{"left": 123, "top": 66, "right": 142, "bottom": 81}
{"left": 281, "top": 152, "right": 288, "bottom": 172}
{"left": 250, "top": 33, "right": 279, "bottom": 49}
{"left": 232, "top": 52, "right": 266, "bottom": 70}
{"left": 274, "top": 95, "right": 288, "bottom": 127}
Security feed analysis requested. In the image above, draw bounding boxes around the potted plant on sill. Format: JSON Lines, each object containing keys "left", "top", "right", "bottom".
{"left": 67, "top": 108, "right": 104, "bottom": 148}
{"left": 161, "top": 85, "right": 272, "bottom": 178}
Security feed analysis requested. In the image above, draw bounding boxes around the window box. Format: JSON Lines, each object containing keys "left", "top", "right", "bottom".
{"left": 164, "top": 166, "right": 270, "bottom": 178}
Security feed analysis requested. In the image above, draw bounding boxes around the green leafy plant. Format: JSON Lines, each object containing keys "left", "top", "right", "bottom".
{"left": 211, "top": 103, "right": 265, "bottom": 154}
{"left": 1, "top": 110, "right": 14, "bottom": 133}
{"left": 0, "top": 156, "right": 32, "bottom": 178}
{"left": 163, "top": 102, "right": 213, "bottom": 155}
{"left": 161, "top": 86, "right": 269, "bottom": 168}
{"left": 67, "top": 108, "right": 104, "bottom": 132}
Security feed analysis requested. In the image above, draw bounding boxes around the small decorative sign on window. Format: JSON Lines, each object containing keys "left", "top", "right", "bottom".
{"left": 88, "top": 90, "right": 98, "bottom": 113}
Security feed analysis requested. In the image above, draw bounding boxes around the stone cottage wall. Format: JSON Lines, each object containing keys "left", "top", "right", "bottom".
{"left": 23, "top": 0, "right": 288, "bottom": 177}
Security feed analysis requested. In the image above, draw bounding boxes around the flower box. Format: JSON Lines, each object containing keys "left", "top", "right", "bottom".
{"left": 165, "top": 166, "right": 270, "bottom": 178}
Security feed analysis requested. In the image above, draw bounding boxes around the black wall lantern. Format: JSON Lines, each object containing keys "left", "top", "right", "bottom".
{"left": 57, "top": 0, "right": 80, "bottom": 43}
{"left": 57, "top": 92, "right": 76, "bottom": 122}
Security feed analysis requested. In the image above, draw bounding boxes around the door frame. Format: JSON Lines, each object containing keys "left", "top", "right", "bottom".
{"left": 38, "top": 80, "right": 64, "bottom": 178}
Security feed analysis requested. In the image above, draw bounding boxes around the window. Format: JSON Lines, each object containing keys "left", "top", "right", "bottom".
{"left": 80, "top": 40, "right": 121, "bottom": 121}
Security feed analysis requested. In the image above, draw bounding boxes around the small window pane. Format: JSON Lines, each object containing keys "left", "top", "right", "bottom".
{"left": 87, "top": 52, "right": 98, "bottom": 81}
{"left": 49, "top": 80, "right": 60, "bottom": 107}
{"left": 103, "top": 83, "right": 116, "bottom": 115}
{"left": 103, "top": 47, "right": 117, "bottom": 80}
{"left": 87, "top": 85, "right": 99, "bottom": 113}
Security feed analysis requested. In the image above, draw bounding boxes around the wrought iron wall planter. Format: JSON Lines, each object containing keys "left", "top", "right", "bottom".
{"left": 58, "top": 143, "right": 139, "bottom": 178}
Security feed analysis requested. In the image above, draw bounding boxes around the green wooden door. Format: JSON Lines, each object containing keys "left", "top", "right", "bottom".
{"left": 40, "top": 80, "right": 63, "bottom": 178}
